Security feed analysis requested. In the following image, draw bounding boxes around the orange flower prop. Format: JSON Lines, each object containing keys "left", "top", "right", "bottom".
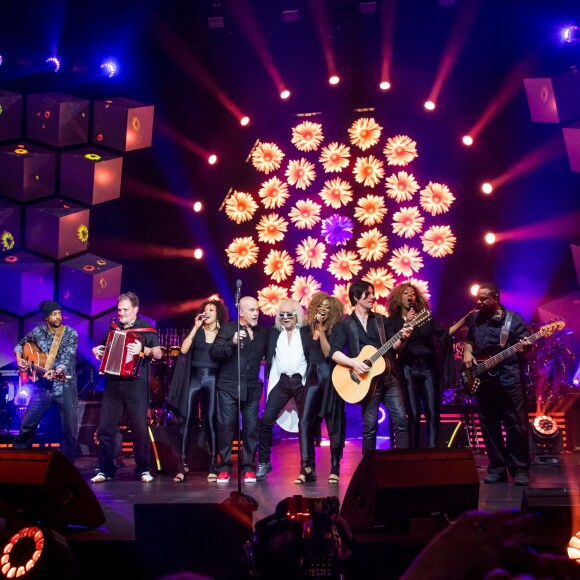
{"left": 291, "top": 275, "right": 322, "bottom": 306}
{"left": 252, "top": 142, "right": 285, "bottom": 174}
{"left": 319, "top": 178, "right": 353, "bottom": 208}
{"left": 383, "top": 134, "right": 418, "bottom": 166}
{"left": 392, "top": 206, "right": 425, "bottom": 238}
{"left": 385, "top": 171, "right": 420, "bottom": 203}
{"left": 363, "top": 267, "right": 395, "bottom": 298}
{"left": 348, "top": 117, "right": 383, "bottom": 151}
{"left": 403, "top": 277, "right": 431, "bottom": 300}
{"left": 292, "top": 121, "right": 324, "bottom": 152}
{"left": 420, "top": 182, "right": 455, "bottom": 215}
{"left": 372, "top": 303, "right": 388, "bottom": 316}
{"left": 295, "top": 236, "right": 327, "bottom": 269}
{"left": 353, "top": 155, "right": 385, "bottom": 187}
{"left": 264, "top": 249, "right": 294, "bottom": 282}
{"left": 333, "top": 283, "right": 353, "bottom": 314}
{"left": 388, "top": 244, "right": 424, "bottom": 277}
{"left": 354, "top": 194, "right": 388, "bottom": 226}
{"left": 357, "top": 228, "right": 388, "bottom": 261}
{"left": 258, "top": 177, "right": 290, "bottom": 209}
{"left": 225, "top": 191, "right": 258, "bottom": 224}
{"left": 258, "top": 284, "right": 288, "bottom": 317}
{"left": 256, "top": 213, "right": 288, "bottom": 244}
{"left": 422, "top": 225, "right": 456, "bottom": 258}
{"left": 328, "top": 249, "right": 362, "bottom": 281}
{"left": 319, "top": 142, "right": 351, "bottom": 172}
{"left": 226, "top": 236, "right": 259, "bottom": 268}
{"left": 286, "top": 158, "right": 316, "bottom": 190}
{"left": 288, "top": 199, "right": 322, "bottom": 229}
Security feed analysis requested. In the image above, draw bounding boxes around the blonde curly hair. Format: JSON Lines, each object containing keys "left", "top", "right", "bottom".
{"left": 306, "top": 292, "right": 344, "bottom": 333}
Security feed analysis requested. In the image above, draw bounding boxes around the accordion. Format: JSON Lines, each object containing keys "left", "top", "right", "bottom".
{"left": 99, "top": 329, "right": 143, "bottom": 378}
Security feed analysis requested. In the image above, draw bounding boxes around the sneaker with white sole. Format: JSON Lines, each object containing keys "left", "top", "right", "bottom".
{"left": 91, "top": 472, "right": 113, "bottom": 483}
{"left": 140, "top": 471, "right": 154, "bottom": 483}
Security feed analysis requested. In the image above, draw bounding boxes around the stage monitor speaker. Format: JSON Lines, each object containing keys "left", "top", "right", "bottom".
{"left": 134, "top": 502, "right": 253, "bottom": 579}
{"left": 340, "top": 448, "right": 479, "bottom": 532}
{"left": 521, "top": 487, "right": 580, "bottom": 535}
{"left": 149, "top": 424, "right": 210, "bottom": 473}
{"left": 0, "top": 448, "right": 105, "bottom": 528}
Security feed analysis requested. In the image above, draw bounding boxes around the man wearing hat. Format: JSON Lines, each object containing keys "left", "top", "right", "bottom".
{"left": 14, "top": 300, "right": 79, "bottom": 464}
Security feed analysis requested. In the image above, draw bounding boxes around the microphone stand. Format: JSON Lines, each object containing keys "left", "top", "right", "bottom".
{"left": 222, "top": 280, "right": 258, "bottom": 510}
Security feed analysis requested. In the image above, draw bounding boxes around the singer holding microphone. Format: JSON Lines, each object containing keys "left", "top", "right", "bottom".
{"left": 168, "top": 299, "right": 229, "bottom": 483}
{"left": 387, "top": 283, "right": 475, "bottom": 448}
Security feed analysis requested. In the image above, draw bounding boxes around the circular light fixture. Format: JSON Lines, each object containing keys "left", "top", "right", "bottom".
{"left": 424, "top": 100, "right": 435, "bottom": 111}
{"left": 462, "top": 135, "right": 473, "bottom": 146}
{"left": 379, "top": 81, "right": 391, "bottom": 91}
{"left": 531, "top": 415, "right": 560, "bottom": 449}
{"left": 192, "top": 201, "right": 203, "bottom": 212}
{"left": 208, "top": 154, "right": 217, "bottom": 165}
{"left": 481, "top": 182, "right": 493, "bottom": 194}
{"left": 280, "top": 89, "right": 291, "bottom": 100}
{"left": 484, "top": 233, "right": 496, "bottom": 245}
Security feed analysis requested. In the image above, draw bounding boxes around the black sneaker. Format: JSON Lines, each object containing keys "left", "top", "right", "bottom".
{"left": 483, "top": 473, "right": 507, "bottom": 484}
{"left": 513, "top": 473, "right": 529, "bottom": 486}
{"left": 256, "top": 462, "right": 272, "bottom": 481}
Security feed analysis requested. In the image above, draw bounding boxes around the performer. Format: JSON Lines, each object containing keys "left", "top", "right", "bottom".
{"left": 462, "top": 282, "right": 532, "bottom": 486}
{"left": 256, "top": 299, "right": 309, "bottom": 482}
{"left": 91, "top": 291, "right": 162, "bottom": 483}
{"left": 298, "top": 292, "right": 345, "bottom": 484}
{"left": 13, "top": 300, "right": 78, "bottom": 464}
{"left": 168, "top": 299, "right": 229, "bottom": 483}
{"left": 387, "top": 283, "right": 476, "bottom": 448}
{"left": 210, "top": 296, "right": 268, "bottom": 483}
{"left": 330, "top": 280, "right": 412, "bottom": 460}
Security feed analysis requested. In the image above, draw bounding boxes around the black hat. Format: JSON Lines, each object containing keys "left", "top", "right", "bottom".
{"left": 40, "top": 300, "right": 62, "bottom": 319}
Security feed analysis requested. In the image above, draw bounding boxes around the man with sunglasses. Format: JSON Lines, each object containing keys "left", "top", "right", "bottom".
{"left": 256, "top": 299, "right": 310, "bottom": 481}
{"left": 330, "top": 280, "right": 411, "bottom": 463}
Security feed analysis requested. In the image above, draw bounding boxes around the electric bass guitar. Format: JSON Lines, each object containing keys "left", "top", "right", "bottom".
{"left": 333, "top": 309, "right": 432, "bottom": 404}
{"left": 460, "top": 320, "right": 564, "bottom": 395}
{"left": 19, "top": 342, "right": 69, "bottom": 384}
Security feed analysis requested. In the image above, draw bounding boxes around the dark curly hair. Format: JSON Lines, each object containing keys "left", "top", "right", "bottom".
{"left": 387, "top": 283, "right": 431, "bottom": 316}
{"left": 306, "top": 292, "right": 344, "bottom": 333}
{"left": 197, "top": 299, "right": 229, "bottom": 327}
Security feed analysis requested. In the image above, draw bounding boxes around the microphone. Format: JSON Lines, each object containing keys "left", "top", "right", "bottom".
{"left": 239, "top": 325, "right": 247, "bottom": 349}
{"left": 235, "top": 279, "right": 242, "bottom": 306}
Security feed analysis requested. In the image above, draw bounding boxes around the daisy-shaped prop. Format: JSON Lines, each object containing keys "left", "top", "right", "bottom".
{"left": 362, "top": 267, "right": 395, "bottom": 298}
{"left": 288, "top": 199, "right": 322, "bottom": 230}
{"left": 353, "top": 155, "right": 385, "bottom": 188}
{"left": 256, "top": 213, "right": 288, "bottom": 244}
{"left": 321, "top": 214, "right": 354, "bottom": 246}
{"left": 388, "top": 244, "right": 424, "bottom": 277}
{"left": 319, "top": 142, "right": 351, "bottom": 173}
{"left": 348, "top": 117, "right": 383, "bottom": 151}
{"left": 291, "top": 275, "right": 322, "bottom": 306}
{"left": 385, "top": 171, "right": 420, "bottom": 203}
{"left": 295, "top": 236, "right": 327, "bottom": 269}
{"left": 354, "top": 194, "right": 388, "bottom": 226}
{"left": 392, "top": 206, "right": 425, "bottom": 239}
{"left": 356, "top": 228, "right": 388, "bottom": 261}
{"left": 421, "top": 225, "right": 456, "bottom": 258}
{"left": 291, "top": 121, "right": 324, "bottom": 152}
{"left": 420, "top": 182, "right": 456, "bottom": 216}
{"left": 286, "top": 158, "right": 316, "bottom": 190}
{"left": 328, "top": 249, "right": 362, "bottom": 281}
{"left": 383, "top": 134, "right": 418, "bottom": 166}
{"left": 258, "top": 177, "right": 290, "bottom": 209}
{"left": 226, "top": 236, "right": 259, "bottom": 268}
{"left": 258, "top": 284, "right": 288, "bottom": 317}
{"left": 264, "top": 249, "right": 294, "bottom": 282}
{"left": 319, "top": 178, "right": 353, "bottom": 208}
{"left": 225, "top": 191, "right": 258, "bottom": 224}
{"left": 252, "top": 142, "right": 285, "bottom": 174}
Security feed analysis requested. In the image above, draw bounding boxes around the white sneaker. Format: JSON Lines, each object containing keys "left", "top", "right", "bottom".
{"left": 91, "top": 472, "right": 113, "bottom": 483}
{"left": 140, "top": 471, "right": 154, "bottom": 483}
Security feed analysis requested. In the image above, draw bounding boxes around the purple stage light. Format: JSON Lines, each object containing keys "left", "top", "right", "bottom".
{"left": 45, "top": 57, "right": 60, "bottom": 72}
{"left": 100, "top": 61, "right": 117, "bottom": 78}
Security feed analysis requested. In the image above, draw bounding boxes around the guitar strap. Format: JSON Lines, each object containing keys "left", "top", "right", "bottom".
{"left": 499, "top": 310, "right": 513, "bottom": 348}
{"left": 376, "top": 316, "right": 387, "bottom": 347}
{"left": 45, "top": 325, "right": 65, "bottom": 370}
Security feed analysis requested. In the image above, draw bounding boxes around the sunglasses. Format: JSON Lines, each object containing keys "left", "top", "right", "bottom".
{"left": 278, "top": 312, "right": 296, "bottom": 319}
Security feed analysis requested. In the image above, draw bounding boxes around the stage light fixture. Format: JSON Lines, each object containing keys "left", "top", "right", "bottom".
{"left": 484, "top": 232, "right": 496, "bottom": 245}
{"left": 379, "top": 81, "right": 391, "bottom": 91}
{"left": 100, "top": 61, "right": 117, "bottom": 78}
{"left": 0, "top": 55, "right": 3, "bottom": 66}
{"left": 568, "top": 531, "right": 580, "bottom": 563}
{"left": 481, "top": 182, "right": 493, "bottom": 194}
{"left": 240, "top": 116, "right": 250, "bottom": 127}
{"left": 470, "top": 284, "right": 480, "bottom": 296}
{"left": 280, "top": 89, "right": 291, "bottom": 100}
{"left": 462, "top": 135, "right": 473, "bottom": 146}
{"left": 45, "top": 57, "right": 60, "bottom": 72}
{"left": 562, "top": 25, "right": 580, "bottom": 43}
{"left": 193, "top": 248, "right": 204, "bottom": 260}
{"left": 424, "top": 100, "right": 436, "bottom": 111}
{"left": 208, "top": 154, "right": 217, "bottom": 165}
{"left": 329, "top": 75, "right": 340, "bottom": 86}
{"left": 192, "top": 201, "right": 203, "bottom": 212}
{"left": 531, "top": 415, "right": 561, "bottom": 449}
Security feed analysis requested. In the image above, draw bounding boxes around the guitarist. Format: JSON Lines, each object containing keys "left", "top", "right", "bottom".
{"left": 13, "top": 300, "right": 79, "bottom": 464}
{"left": 462, "top": 283, "right": 533, "bottom": 486}
{"left": 330, "top": 280, "right": 412, "bottom": 457}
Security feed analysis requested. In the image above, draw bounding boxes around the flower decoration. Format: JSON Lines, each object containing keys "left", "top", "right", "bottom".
{"left": 291, "top": 121, "right": 324, "bottom": 152}
{"left": 319, "top": 142, "right": 351, "bottom": 172}
{"left": 403, "top": 277, "right": 431, "bottom": 300}
{"left": 328, "top": 249, "right": 362, "bottom": 281}
{"left": 83, "top": 265, "right": 95, "bottom": 272}
{"left": 225, "top": 191, "right": 258, "bottom": 224}
{"left": 1, "top": 230, "right": 15, "bottom": 251}
{"left": 252, "top": 142, "right": 285, "bottom": 174}
{"left": 258, "top": 177, "right": 289, "bottom": 209}
{"left": 286, "top": 158, "right": 316, "bottom": 190}
{"left": 5, "top": 255, "right": 18, "bottom": 263}
{"left": 226, "top": 236, "right": 259, "bottom": 268}
{"left": 77, "top": 224, "right": 89, "bottom": 243}
{"left": 420, "top": 182, "right": 455, "bottom": 215}
{"left": 363, "top": 267, "right": 395, "bottom": 298}
{"left": 383, "top": 135, "right": 418, "bottom": 166}
{"left": 84, "top": 153, "right": 102, "bottom": 162}
{"left": 295, "top": 236, "right": 327, "bottom": 269}
{"left": 321, "top": 214, "right": 354, "bottom": 246}
{"left": 354, "top": 195, "right": 388, "bottom": 226}
{"left": 392, "top": 206, "right": 425, "bottom": 238}
{"left": 256, "top": 213, "right": 288, "bottom": 244}
{"left": 348, "top": 117, "right": 383, "bottom": 151}
{"left": 14, "top": 146, "right": 28, "bottom": 155}
{"left": 421, "top": 225, "right": 456, "bottom": 258}
{"left": 332, "top": 283, "right": 353, "bottom": 314}
{"left": 388, "top": 244, "right": 424, "bottom": 277}
{"left": 291, "top": 275, "right": 322, "bottom": 306}
{"left": 356, "top": 228, "right": 388, "bottom": 261}
{"left": 264, "top": 249, "right": 294, "bottom": 282}
{"left": 353, "top": 155, "right": 385, "bottom": 188}
{"left": 288, "top": 199, "right": 322, "bottom": 229}
{"left": 319, "top": 178, "right": 353, "bottom": 208}
{"left": 385, "top": 171, "right": 420, "bottom": 203}
{"left": 258, "top": 284, "right": 288, "bottom": 316}
{"left": 372, "top": 303, "right": 388, "bottom": 316}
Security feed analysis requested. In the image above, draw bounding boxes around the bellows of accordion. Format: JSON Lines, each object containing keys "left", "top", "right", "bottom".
{"left": 99, "top": 330, "right": 142, "bottom": 378}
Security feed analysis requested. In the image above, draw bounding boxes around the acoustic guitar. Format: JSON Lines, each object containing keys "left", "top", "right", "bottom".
{"left": 19, "top": 342, "right": 68, "bottom": 384}
{"left": 460, "top": 321, "right": 564, "bottom": 395}
{"left": 332, "top": 309, "right": 432, "bottom": 404}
